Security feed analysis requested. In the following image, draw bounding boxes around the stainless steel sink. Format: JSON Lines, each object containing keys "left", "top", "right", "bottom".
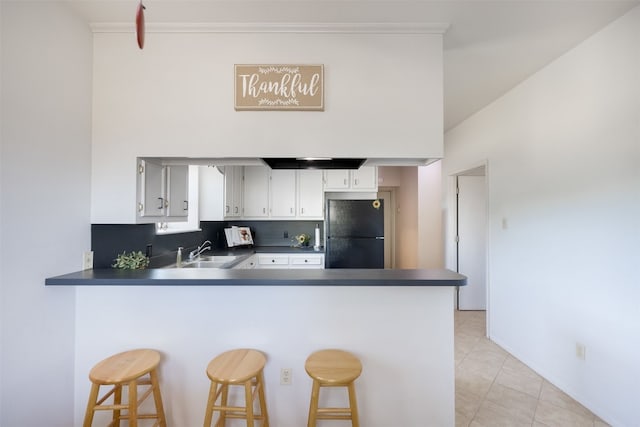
{"left": 177, "top": 255, "right": 240, "bottom": 269}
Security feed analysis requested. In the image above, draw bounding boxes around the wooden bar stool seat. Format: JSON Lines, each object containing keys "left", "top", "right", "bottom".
{"left": 83, "top": 348, "right": 167, "bottom": 427}
{"left": 305, "top": 349, "right": 362, "bottom": 427}
{"left": 204, "top": 348, "right": 269, "bottom": 427}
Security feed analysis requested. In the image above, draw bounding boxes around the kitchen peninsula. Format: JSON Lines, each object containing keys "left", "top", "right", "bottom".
{"left": 50, "top": 266, "right": 464, "bottom": 426}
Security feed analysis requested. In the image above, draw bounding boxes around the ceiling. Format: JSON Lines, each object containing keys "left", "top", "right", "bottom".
{"left": 68, "top": 0, "right": 639, "bottom": 131}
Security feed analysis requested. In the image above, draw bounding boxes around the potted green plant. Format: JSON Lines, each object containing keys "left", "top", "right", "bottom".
{"left": 112, "top": 251, "right": 150, "bottom": 270}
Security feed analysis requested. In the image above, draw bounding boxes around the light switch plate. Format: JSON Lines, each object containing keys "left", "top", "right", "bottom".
{"left": 82, "top": 251, "right": 94, "bottom": 270}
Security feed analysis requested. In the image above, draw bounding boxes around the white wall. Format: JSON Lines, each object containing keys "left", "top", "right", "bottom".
{"left": 75, "top": 285, "right": 455, "bottom": 427}
{"left": 418, "top": 162, "right": 443, "bottom": 269}
{"left": 443, "top": 6, "right": 640, "bottom": 426}
{"left": 90, "top": 30, "right": 443, "bottom": 223}
{"left": 0, "top": 3, "right": 92, "bottom": 426}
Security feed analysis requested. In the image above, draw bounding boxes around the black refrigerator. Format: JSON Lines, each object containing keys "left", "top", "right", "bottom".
{"left": 325, "top": 199, "right": 384, "bottom": 268}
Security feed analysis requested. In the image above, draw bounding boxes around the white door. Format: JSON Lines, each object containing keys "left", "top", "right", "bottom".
{"left": 457, "top": 175, "right": 487, "bottom": 310}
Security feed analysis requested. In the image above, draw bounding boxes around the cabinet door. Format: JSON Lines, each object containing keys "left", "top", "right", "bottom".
{"left": 298, "top": 170, "right": 324, "bottom": 218}
{"left": 270, "top": 170, "right": 296, "bottom": 217}
{"left": 224, "top": 166, "right": 243, "bottom": 218}
{"left": 323, "top": 170, "right": 350, "bottom": 190}
{"left": 243, "top": 166, "right": 270, "bottom": 217}
{"left": 166, "top": 165, "right": 189, "bottom": 218}
{"left": 351, "top": 166, "right": 378, "bottom": 191}
{"left": 139, "top": 159, "right": 165, "bottom": 217}
{"left": 289, "top": 254, "right": 325, "bottom": 269}
{"left": 199, "top": 166, "right": 224, "bottom": 221}
{"left": 256, "top": 254, "right": 289, "bottom": 268}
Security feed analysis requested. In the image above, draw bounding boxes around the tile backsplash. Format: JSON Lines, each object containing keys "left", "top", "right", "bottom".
{"left": 91, "top": 220, "right": 323, "bottom": 268}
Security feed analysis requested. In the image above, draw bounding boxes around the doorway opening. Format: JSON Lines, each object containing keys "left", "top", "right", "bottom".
{"left": 452, "top": 165, "right": 488, "bottom": 315}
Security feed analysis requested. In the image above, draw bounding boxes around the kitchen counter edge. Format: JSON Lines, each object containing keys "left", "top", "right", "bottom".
{"left": 45, "top": 268, "right": 467, "bottom": 287}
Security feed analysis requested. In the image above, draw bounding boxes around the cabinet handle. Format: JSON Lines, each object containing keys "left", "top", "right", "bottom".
{"left": 304, "top": 259, "right": 308, "bottom": 263}
{"left": 301, "top": 207, "right": 305, "bottom": 214}
{"left": 355, "top": 179, "right": 359, "bottom": 186}
{"left": 138, "top": 203, "right": 144, "bottom": 212}
{"left": 138, "top": 164, "right": 144, "bottom": 174}
{"left": 290, "top": 207, "right": 293, "bottom": 214}
{"left": 226, "top": 205, "right": 230, "bottom": 213}
{"left": 183, "top": 200, "right": 188, "bottom": 211}
{"left": 263, "top": 207, "right": 266, "bottom": 214}
{"left": 271, "top": 259, "right": 275, "bottom": 263}
{"left": 235, "top": 206, "right": 238, "bottom": 214}
{"left": 164, "top": 199, "right": 169, "bottom": 208}
{"left": 343, "top": 178, "right": 347, "bottom": 185}
{"left": 157, "top": 198, "right": 164, "bottom": 210}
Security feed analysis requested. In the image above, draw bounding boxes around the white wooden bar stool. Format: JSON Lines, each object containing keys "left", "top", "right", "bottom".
{"left": 83, "top": 348, "right": 167, "bottom": 427}
{"left": 203, "top": 348, "right": 269, "bottom": 427}
{"left": 305, "top": 349, "right": 362, "bottom": 427}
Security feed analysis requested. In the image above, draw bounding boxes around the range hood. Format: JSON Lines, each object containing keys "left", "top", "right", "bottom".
{"left": 261, "top": 157, "right": 439, "bottom": 169}
{"left": 261, "top": 158, "right": 366, "bottom": 170}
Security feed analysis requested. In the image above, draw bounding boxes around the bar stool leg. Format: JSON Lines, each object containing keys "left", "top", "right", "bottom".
{"left": 307, "top": 380, "right": 320, "bottom": 427}
{"left": 113, "top": 384, "right": 122, "bottom": 427}
{"left": 128, "top": 379, "right": 138, "bottom": 427}
{"left": 150, "top": 369, "right": 167, "bottom": 427}
{"left": 347, "top": 382, "right": 360, "bottom": 427}
{"left": 220, "top": 383, "right": 229, "bottom": 427}
{"left": 83, "top": 384, "right": 100, "bottom": 427}
{"left": 204, "top": 381, "right": 218, "bottom": 427}
{"left": 257, "top": 371, "right": 269, "bottom": 427}
{"left": 244, "top": 380, "right": 254, "bottom": 427}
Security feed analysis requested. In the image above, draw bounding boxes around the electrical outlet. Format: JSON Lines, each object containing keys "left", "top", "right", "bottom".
{"left": 575, "top": 343, "right": 586, "bottom": 360}
{"left": 82, "top": 251, "right": 94, "bottom": 270}
{"left": 280, "top": 368, "right": 292, "bottom": 385}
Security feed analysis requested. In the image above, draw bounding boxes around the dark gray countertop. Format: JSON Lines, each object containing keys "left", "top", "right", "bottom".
{"left": 45, "top": 268, "right": 466, "bottom": 287}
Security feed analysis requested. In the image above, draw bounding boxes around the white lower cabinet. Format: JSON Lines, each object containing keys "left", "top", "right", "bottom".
{"left": 288, "top": 254, "right": 325, "bottom": 268}
{"left": 242, "top": 253, "right": 325, "bottom": 269}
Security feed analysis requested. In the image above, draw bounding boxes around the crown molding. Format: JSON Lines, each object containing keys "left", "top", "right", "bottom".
{"left": 90, "top": 22, "right": 449, "bottom": 34}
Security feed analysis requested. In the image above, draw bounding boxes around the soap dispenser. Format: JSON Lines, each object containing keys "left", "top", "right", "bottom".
{"left": 176, "top": 247, "right": 183, "bottom": 268}
{"left": 314, "top": 224, "right": 321, "bottom": 251}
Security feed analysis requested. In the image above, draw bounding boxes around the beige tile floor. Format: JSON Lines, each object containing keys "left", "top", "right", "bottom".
{"left": 455, "top": 310, "right": 609, "bottom": 427}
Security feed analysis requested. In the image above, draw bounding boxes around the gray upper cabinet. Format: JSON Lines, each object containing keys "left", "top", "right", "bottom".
{"left": 223, "top": 166, "right": 243, "bottom": 218}
{"left": 137, "top": 158, "right": 189, "bottom": 223}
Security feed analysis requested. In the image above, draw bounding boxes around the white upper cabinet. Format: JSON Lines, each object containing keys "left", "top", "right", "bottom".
{"left": 351, "top": 166, "right": 378, "bottom": 191}
{"left": 199, "top": 166, "right": 224, "bottom": 221}
{"left": 323, "top": 167, "right": 378, "bottom": 192}
{"left": 219, "top": 166, "right": 326, "bottom": 220}
{"left": 270, "top": 170, "right": 297, "bottom": 218}
{"left": 323, "top": 170, "right": 350, "bottom": 189}
{"left": 223, "top": 166, "right": 243, "bottom": 218}
{"left": 137, "top": 158, "right": 189, "bottom": 223}
{"left": 297, "top": 170, "right": 324, "bottom": 218}
{"left": 243, "top": 166, "right": 270, "bottom": 218}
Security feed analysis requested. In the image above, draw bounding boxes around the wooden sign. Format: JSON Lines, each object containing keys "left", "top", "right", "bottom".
{"left": 235, "top": 64, "right": 324, "bottom": 111}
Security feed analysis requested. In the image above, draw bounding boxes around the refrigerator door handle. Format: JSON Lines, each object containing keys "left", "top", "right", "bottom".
{"left": 375, "top": 236, "right": 384, "bottom": 240}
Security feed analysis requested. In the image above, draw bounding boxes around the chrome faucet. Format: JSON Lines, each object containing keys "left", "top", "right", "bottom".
{"left": 189, "top": 240, "right": 211, "bottom": 260}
